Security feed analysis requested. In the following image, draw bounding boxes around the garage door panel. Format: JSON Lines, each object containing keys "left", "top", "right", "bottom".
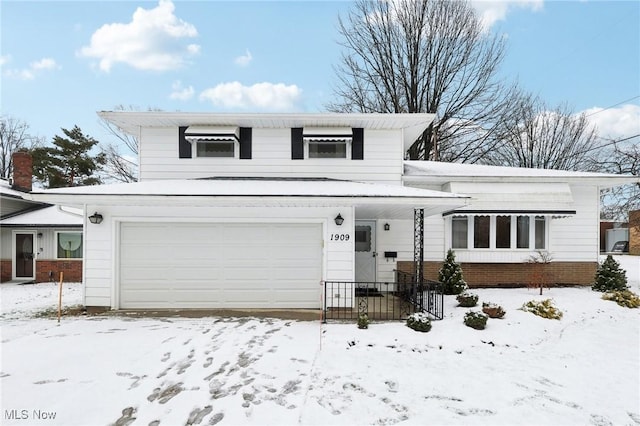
{"left": 120, "top": 222, "right": 322, "bottom": 309}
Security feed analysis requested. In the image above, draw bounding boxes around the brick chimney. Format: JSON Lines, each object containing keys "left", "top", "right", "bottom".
{"left": 11, "top": 151, "right": 33, "bottom": 192}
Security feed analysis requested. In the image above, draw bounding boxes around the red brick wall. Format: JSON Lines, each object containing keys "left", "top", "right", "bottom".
{"left": 35, "top": 260, "right": 83, "bottom": 283}
{"left": 630, "top": 210, "right": 640, "bottom": 256}
{"left": 397, "top": 260, "right": 596, "bottom": 287}
{"left": 0, "top": 260, "right": 12, "bottom": 282}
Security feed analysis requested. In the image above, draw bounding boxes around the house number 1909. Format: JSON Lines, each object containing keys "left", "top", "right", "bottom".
{"left": 330, "top": 233, "right": 350, "bottom": 241}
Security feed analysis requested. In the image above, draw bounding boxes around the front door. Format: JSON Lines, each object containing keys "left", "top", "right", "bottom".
{"left": 14, "top": 232, "right": 35, "bottom": 279}
{"left": 355, "top": 220, "right": 376, "bottom": 282}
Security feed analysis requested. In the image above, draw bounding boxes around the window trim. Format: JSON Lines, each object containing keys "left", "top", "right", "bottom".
{"left": 304, "top": 137, "right": 352, "bottom": 159}
{"left": 55, "top": 231, "right": 83, "bottom": 260}
{"left": 448, "top": 214, "right": 548, "bottom": 251}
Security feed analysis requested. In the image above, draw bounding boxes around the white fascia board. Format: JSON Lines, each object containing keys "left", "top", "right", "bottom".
{"left": 28, "top": 193, "right": 469, "bottom": 209}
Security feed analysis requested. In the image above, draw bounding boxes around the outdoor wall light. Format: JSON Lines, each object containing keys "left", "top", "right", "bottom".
{"left": 334, "top": 213, "right": 344, "bottom": 226}
{"left": 88, "top": 212, "right": 103, "bottom": 224}
{"left": 384, "top": 223, "right": 390, "bottom": 231}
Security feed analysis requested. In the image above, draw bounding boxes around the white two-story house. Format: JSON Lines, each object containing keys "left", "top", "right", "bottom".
{"left": 29, "top": 112, "right": 638, "bottom": 311}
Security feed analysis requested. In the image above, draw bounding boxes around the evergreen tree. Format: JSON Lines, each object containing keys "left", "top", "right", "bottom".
{"left": 31, "top": 126, "right": 105, "bottom": 188}
{"left": 592, "top": 255, "right": 628, "bottom": 292}
{"left": 438, "top": 249, "right": 468, "bottom": 295}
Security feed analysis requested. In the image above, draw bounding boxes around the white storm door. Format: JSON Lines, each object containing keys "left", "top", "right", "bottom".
{"left": 355, "top": 220, "right": 376, "bottom": 282}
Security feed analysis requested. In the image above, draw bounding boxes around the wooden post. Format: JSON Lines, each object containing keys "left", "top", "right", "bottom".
{"left": 58, "top": 272, "right": 64, "bottom": 323}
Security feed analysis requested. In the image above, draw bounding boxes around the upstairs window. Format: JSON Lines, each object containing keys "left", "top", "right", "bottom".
{"left": 196, "top": 140, "right": 235, "bottom": 157}
{"left": 179, "top": 126, "right": 251, "bottom": 159}
{"left": 308, "top": 139, "right": 348, "bottom": 158}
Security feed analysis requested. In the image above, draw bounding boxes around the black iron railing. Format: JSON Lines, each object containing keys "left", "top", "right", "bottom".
{"left": 323, "top": 272, "right": 444, "bottom": 322}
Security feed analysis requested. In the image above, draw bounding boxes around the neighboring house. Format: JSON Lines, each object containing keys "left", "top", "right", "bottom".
{"left": 28, "top": 112, "right": 639, "bottom": 310}
{"left": 0, "top": 152, "right": 83, "bottom": 283}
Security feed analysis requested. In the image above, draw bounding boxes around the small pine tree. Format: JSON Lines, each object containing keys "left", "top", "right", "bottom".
{"left": 438, "top": 249, "right": 468, "bottom": 295}
{"left": 592, "top": 255, "right": 628, "bottom": 292}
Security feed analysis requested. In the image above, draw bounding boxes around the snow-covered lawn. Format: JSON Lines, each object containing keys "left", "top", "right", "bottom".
{"left": 1, "top": 282, "right": 639, "bottom": 426}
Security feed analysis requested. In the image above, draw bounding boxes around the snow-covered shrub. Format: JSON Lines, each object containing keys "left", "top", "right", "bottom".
{"left": 592, "top": 255, "right": 628, "bottom": 292}
{"left": 456, "top": 291, "right": 478, "bottom": 307}
{"left": 357, "top": 313, "right": 370, "bottom": 329}
{"left": 521, "top": 299, "right": 563, "bottom": 320}
{"left": 406, "top": 312, "right": 432, "bottom": 332}
{"left": 602, "top": 290, "right": 640, "bottom": 308}
{"left": 438, "top": 249, "right": 468, "bottom": 295}
{"left": 482, "top": 302, "right": 506, "bottom": 318}
{"left": 464, "top": 311, "right": 488, "bottom": 330}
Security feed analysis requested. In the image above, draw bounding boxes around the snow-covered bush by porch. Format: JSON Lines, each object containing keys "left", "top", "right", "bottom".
{"left": 438, "top": 249, "right": 468, "bottom": 295}
{"left": 592, "top": 255, "right": 628, "bottom": 292}
{"left": 463, "top": 311, "right": 488, "bottom": 330}
{"left": 482, "top": 302, "right": 506, "bottom": 318}
{"left": 406, "top": 312, "right": 432, "bottom": 332}
{"left": 456, "top": 291, "right": 478, "bottom": 307}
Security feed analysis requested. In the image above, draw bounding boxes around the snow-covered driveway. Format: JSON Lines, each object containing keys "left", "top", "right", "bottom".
{"left": 1, "top": 282, "right": 639, "bottom": 425}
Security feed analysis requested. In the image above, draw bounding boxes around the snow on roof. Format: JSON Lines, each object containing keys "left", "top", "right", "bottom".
{"left": 30, "top": 177, "right": 463, "bottom": 199}
{"left": 0, "top": 178, "right": 29, "bottom": 199}
{"left": 0, "top": 205, "right": 83, "bottom": 227}
{"left": 404, "top": 161, "right": 640, "bottom": 187}
{"left": 28, "top": 178, "right": 470, "bottom": 216}
{"left": 98, "top": 111, "right": 436, "bottom": 151}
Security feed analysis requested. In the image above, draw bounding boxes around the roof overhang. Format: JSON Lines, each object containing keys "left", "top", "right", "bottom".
{"left": 0, "top": 205, "right": 83, "bottom": 227}
{"left": 404, "top": 161, "right": 640, "bottom": 188}
{"left": 98, "top": 112, "right": 436, "bottom": 153}
{"left": 28, "top": 178, "right": 469, "bottom": 219}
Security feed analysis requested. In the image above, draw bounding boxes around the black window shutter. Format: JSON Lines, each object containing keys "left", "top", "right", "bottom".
{"left": 291, "top": 128, "right": 304, "bottom": 160}
{"left": 352, "top": 128, "right": 364, "bottom": 160}
{"left": 239, "top": 127, "right": 252, "bottom": 159}
{"left": 178, "top": 126, "right": 191, "bottom": 158}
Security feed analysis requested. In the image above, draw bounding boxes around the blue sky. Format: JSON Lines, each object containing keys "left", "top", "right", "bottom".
{"left": 1, "top": 0, "right": 639, "bottom": 151}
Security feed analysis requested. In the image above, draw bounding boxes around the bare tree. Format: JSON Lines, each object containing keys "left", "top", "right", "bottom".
{"left": 0, "top": 116, "right": 42, "bottom": 179}
{"left": 99, "top": 105, "right": 140, "bottom": 183}
{"left": 328, "top": 0, "right": 516, "bottom": 161}
{"left": 598, "top": 137, "right": 640, "bottom": 220}
{"left": 483, "top": 94, "right": 598, "bottom": 170}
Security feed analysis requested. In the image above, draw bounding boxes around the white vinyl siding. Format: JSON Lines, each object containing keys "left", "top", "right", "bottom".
{"left": 138, "top": 127, "right": 403, "bottom": 185}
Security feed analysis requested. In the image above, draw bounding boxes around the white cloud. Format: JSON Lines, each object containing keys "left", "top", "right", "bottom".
{"left": 471, "top": 0, "right": 544, "bottom": 29}
{"left": 583, "top": 104, "right": 640, "bottom": 140}
{"left": 2, "top": 57, "right": 60, "bottom": 80}
{"left": 169, "top": 80, "right": 195, "bottom": 101}
{"left": 78, "top": 0, "right": 199, "bottom": 72}
{"left": 234, "top": 50, "right": 253, "bottom": 67}
{"left": 0, "top": 55, "right": 10, "bottom": 67}
{"left": 199, "top": 82, "right": 302, "bottom": 111}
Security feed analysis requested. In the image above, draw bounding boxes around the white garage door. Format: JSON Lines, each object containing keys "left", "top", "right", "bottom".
{"left": 119, "top": 222, "right": 322, "bottom": 309}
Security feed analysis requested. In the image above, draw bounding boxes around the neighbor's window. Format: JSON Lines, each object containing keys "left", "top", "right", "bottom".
{"left": 535, "top": 216, "right": 546, "bottom": 249}
{"left": 57, "top": 232, "right": 83, "bottom": 259}
{"left": 473, "top": 216, "right": 490, "bottom": 248}
{"left": 452, "top": 216, "right": 468, "bottom": 249}
{"left": 516, "top": 216, "right": 530, "bottom": 249}
{"left": 308, "top": 140, "right": 347, "bottom": 158}
{"left": 495, "top": 215, "right": 511, "bottom": 249}
{"left": 196, "top": 141, "right": 235, "bottom": 158}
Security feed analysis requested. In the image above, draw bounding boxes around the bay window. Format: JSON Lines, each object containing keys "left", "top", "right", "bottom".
{"left": 450, "top": 214, "right": 547, "bottom": 251}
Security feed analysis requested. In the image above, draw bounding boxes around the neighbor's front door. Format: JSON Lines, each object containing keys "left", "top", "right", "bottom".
{"left": 355, "top": 220, "right": 376, "bottom": 282}
{"left": 15, "top": 232, "right": 35, "bottom": 279}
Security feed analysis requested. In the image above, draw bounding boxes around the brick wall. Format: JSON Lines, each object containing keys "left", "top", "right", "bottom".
{"left": 35, "top": 260, "right": 83, "bottom": 283}
{"left": 397, "top": 260, "right": 596, "bottom": 287}
{"left": 0, "top": 260, "right": 12, "bottom": 282}
{"left": 630, "top": 210, "right": 640, "bottom": 256}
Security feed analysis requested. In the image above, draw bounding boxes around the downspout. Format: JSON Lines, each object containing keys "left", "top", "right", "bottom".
{"left": 81, "top": 203, "right": 87, "bottom": 307}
